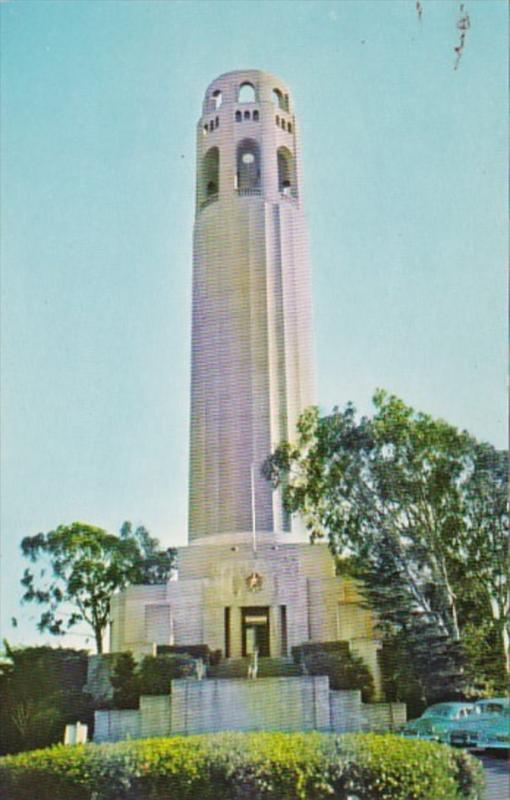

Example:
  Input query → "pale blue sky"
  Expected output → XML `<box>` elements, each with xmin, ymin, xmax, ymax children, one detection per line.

<box><xmin>1</xmin><ymin>0</ymin><xmax>507</xmax><ymax>649</ymax></box>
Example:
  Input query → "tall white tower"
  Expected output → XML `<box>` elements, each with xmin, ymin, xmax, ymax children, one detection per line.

<box><xmin>110</xmin><ymin>71</ymin><xmax>380</xmax><ymax>686</ymax></box>
<box><xmin>189</xmin><ymin>70</ymin><xmax>314</xmax><ymax>543</ymax></box>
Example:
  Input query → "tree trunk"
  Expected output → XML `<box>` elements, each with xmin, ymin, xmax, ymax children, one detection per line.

<box><xmin>95</xmin><ymin>627</ymin><xmax>103</xmax><ymax>654</ymax></box>
<box><xmin>488</xmin><ymin>594</ymin><xmax>510</xmax><ymax>674</ymax></box>
<box><xmin>439</xmin><ymin>557</ymin><xmax>460</xmax><ymax>641</ymax></box>
<box><xmin>502</xmin><ymin>624</ymin><xmax>510</xmax><ymax>674</ymax></box>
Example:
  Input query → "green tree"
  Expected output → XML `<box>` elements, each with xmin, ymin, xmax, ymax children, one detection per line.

<box><xmin>353</xmin><ymin>528</ymin><xmax>465</xmax><ymax>704</ymax></box>
<box><xmin>110</xmin><ymin>652</ymin><xmax>140</xmax><ymax>709</ymax></box>
<box><xmin>20</xmin><ymin>522</ymin><xmax>176</xmax><ymax>653</ymax></box>
<box><xmin>459</xmin><ymin>445</ymin><xmax>509</xmax><ymax>675</ymax></box>
<box><xmin>264</xmin><ymin>391</ymin><xmax>509</xmax><ymax>696</ymax></box>
<box><xmin>0</xmin><ymin>644</ymin><xmax>91</xmax><ymax>755</ymax></box>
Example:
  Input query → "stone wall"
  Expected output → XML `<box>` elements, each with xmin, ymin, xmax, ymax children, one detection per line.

<box><xmin>94</xmin><ymin>709</ymin><xmax>141</xmax><ymax>743</ymax></box>
<box><xmin>171</xmin><ymin>676</ymin><xmax>330</xmax><ymax>735</ymax></box>
<box><xmin>85</xmin><ymin>653</ymin><xmax>119</xmax><ymax>707</ymax></box>
<box><xmin>139</xmin><ymin>695</ymin><xmax>171</xmax><ymax>738</ymax></box>
<box><xmin>329</xmin><ymin>690</ymin><xmax>406</xmax><ymax>734</ymax></box>
<box><xmin>93</xmin><ymin>677</ymin><xmax>406</xmax><ymax>742</ymax></box>
<box><xmin>362</xmin><ymin>702</ymin><xmax>407</xmax><ymax>731</ymax></box>
<box><xmin>329</xmin><ymin>689</ymin><xmax>366</xmax><ymax>733</ymax></box>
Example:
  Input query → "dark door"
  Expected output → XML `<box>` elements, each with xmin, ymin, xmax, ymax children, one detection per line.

<box><xmin>242</xmin><ymin>607</ymin><xmax>270</xmax><ymax>657</ymax></box>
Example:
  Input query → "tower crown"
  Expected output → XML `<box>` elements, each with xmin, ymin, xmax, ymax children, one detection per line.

<box><xmin>196</xmin><ymin>70</ymin><xmax>301</xmax><ymax>212</ymax></box>
<box><xmin>201</xmin><ymin>70</ymin><xmax>293</xmax><ymax>115</ymax></box>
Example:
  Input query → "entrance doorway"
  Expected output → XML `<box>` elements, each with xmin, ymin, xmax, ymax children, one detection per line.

<box><xmin>242</xmin><ymin>607</ymin><xmax>270</xmax><ymax>657</ymax></box>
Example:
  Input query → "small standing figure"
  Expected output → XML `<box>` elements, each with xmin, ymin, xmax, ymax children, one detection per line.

<box><xmin>247</xmin><ymin>649</ymin><xmax>259</xmax><ymax>680</ymax></box>
<box><xmin>195</xmin><ymin>657</ymin><xmax>206</xmax><ymax>681</ymax></box>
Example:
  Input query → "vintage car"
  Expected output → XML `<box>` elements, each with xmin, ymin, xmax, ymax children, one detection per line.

<box><xmin>477</xmin><ymin>706</ymin><xmax>510</xmax><ymax>751</ymax></box>
<box><xmin>448</xmin><ymin>697</ymin><xmax>510</xmax><ymax>749</ymax></box>
<box><xmin>400</xmin><ymin>702</ymin><xmax>474</xmax><ymax>743</ymax></box>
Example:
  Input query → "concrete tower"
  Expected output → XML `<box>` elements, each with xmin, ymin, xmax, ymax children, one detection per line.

<box><xmin>109</xmin><ymin>72</ymin><xmax>380</xmax><ymax>690</ymax></box>
<box><xmin>189</xmin><ymin>70</ymin><xmax>314</xmax><ymax>543</ymax></box>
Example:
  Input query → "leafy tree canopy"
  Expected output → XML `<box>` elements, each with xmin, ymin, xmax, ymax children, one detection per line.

<box><xmin>264</xmin><ymin>391</ymin><xmax>509</xmax><ymax>699</ymax></box>
<box><xmin>20</xmin><ymin>521</ymin><xmax>176</xmax><ymax>653</ymax></box>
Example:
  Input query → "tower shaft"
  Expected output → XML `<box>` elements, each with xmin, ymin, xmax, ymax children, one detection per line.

<box><xmin>189</xmin><ymin>70</ymin><xmax>314</xmax><ymax>544</ymax></box>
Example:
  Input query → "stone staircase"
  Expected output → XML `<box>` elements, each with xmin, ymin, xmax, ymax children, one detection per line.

<box><xmin>208</xmin><ymin>656</ymin><xmax>302</xmax><ymax>679</ymax></box>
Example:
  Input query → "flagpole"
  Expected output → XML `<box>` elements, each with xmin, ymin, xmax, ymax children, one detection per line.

<box><xmin>251</xmin><ymin>463</ymin><xmax>257</xmax><ymax>554</ymax></box>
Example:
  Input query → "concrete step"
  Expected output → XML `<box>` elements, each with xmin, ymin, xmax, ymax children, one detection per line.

<box><xmin>208</xmin><ymin>656</ymin><xmax>302</xmax><ymax>679</ymax></box>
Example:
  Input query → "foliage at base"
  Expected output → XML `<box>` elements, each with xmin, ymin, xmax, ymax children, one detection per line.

<box><xmin>0</xmin><ymin>646</ymin><xmax>92</xmax><ymax>756</ymax></box>
<box><xmin>108</xmin><ymin>653</ymin><xmax>197</xmax><ymax>708</ymax></box>
<box><xmin>138</xmin><ymin>654</ymin><xmax>196</xmax><ymax>695</ymax></box>
<box><xmin>0</xmin><ymin>731</ymin><xmax>484</xmax><ymax>800</ymax></box>
<box><xmin>304</xmin><ymin>651</ymin><xmax>375</xmax><ymax>702</ymax></box>
<box><xmin>290</xmin><ymin>642</ymin><xmax>375</xmax><ymax>701</ymax></box>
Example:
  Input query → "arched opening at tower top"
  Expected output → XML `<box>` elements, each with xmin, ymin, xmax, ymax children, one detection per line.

<box><xmin>277</xmin><ymin>146</ymin><xmax>296</xmax><ymax>196</ymax></box>
<box><xmin>238</xmin><ymin>82</ymin><xmax>256</xmax><ymax>103</ymax></box>
<box><xmin>200</xmin><ymin>146</ymin><xmax>219</xmax><ymax>205</ymax></box>
<box><xmin>236</xmin><ymin>139</ymin><xmax>261</xmax><ymax>192</ymax></box>
<box><xmin>212</xmin><ymin>89</ymin><xmax>222</xmax><ymax>110</ymax></box>
<box><xmin>272</xmin><ymin>88</ymin><xmax>289</xmax><ymax>112</ymax></box>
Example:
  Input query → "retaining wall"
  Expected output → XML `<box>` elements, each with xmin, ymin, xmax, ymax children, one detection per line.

<box><xmin>94</xmin><ymin>677</ymin><xmax>406</xmax><ymax>742</ymax></box>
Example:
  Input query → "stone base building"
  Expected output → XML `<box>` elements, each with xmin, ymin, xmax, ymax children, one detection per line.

<box><xmin>110</xmin><ymin>535</ymin><xmax>381</xmax><ymax>690</ymax></box>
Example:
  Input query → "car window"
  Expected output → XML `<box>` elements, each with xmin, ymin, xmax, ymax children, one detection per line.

<box><xmin>435</xmin><ymin>706</ymin><xmax>453</xmax><ymax>718</ymax></box>
<box><xmin>423</xmin><ymin>704</ymin><xmax>470</xmax><ymax>719</ymax></box>
<box><xmin>474</xmin><ymin>701</ymin><xmax>507</xmax><ymax>715</ymax></box>
<box><xmin>424</xmin><ymin>706</ymin><xmax>446</xmax><ymax>717</ymax></box>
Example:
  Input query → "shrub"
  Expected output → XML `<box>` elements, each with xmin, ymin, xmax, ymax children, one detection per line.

<box><xmin>292</xmin><ymin>641</ymin><xmax>350</xmax><ymax>664</ymax></box>
<box><xmin>0</xmin><ymin>645</ymin><xmax>92</xmax><ymax>755</ymax></box>
<box><xmin>337</xmin><ymin>734</ymin><xmax>483</xmax><ymax>800</ymax></box>
<box><xmin>110</xmin><ymin>653</ymin><xmax>140</xmax><ymax>709</ymax></box>
<box><xmin>304</xmin><ymin>650</ymin><xmax>375</xmax><ymax>702</ymax></box>
<box><xmin>0</xmin><ymin>731</ymin><xmax>484</xmax><ymax>800</ymax></box>
<box><xmin>137</xmin><ymin>655</ymin><xmax>195</xmax><ymax>695</ymax></box>
<box><xmin>378</xmin><ymin>638</ymin><xmax>426</xmax><ymax>716</ymax></box>
<box><xmin>256</xmin><ymin>658</ymin><xmax>303</xmax><ymax>677</ymax></box>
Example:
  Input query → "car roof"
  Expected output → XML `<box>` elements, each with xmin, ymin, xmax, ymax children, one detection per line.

<box><xmin>474</xmin><ymin>697</ymin><xmax>509</xmax><ymax>706</ymax></box>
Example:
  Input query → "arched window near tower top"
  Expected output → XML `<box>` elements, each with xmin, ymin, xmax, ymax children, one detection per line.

<box><xmin>200</xmin><ymin>146</ymin><xmax>219</xmax><ymax>206</ymax></box>
<box><xmin>277</xmin><ymin>146</ymin><xmax>296</xmax><ymax>197</ymax></box>
<box><xmin>212</xmin><ymin>89</ymin><xmax>222</xmax><ymax>109</ymax></box>
<box><xmin>272</xmin><ymin>88</ymin><xmax>289</xmax><ymax>112</ymax></box>
<box><xmin>238</xmin><ymin>82</ymin><xmax>256</xmax><ymax>103</ymax></box>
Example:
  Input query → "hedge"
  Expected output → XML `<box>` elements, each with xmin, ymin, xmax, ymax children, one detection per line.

<box><xmin>0</xmin><ymin>646</ymin><xmax>93</xmax><ymax>755</ymax></box>
<box><xmin>137</xmin><ymin>655</ymin><xmax>195</xmax><ymax>695</ymax></box>
<box><xmin>292</xmin><ymin>641</ymin><xmax>350</xmax><ymax>664</ymax></box>
<box><xmin>303</xmin><ymin>651</ymin><xmax>375</xmax><ymax>702</ymax></box>
<box><xmin>0</xmin><ymin>732</ymin><xmax>484</xmax><ymax>800</ymax></box>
